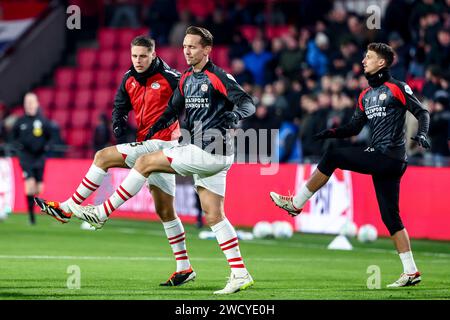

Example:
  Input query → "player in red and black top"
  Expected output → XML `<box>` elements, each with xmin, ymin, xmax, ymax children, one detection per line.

<box><xmin>35</xmin><ymin>36</ymin><xmax>196</xmax><ymax>286</ymax></box>
<box><xmin>271</xmin><ymin>43</ymin><xmax>430</xmax><ymax>288</ymax></box>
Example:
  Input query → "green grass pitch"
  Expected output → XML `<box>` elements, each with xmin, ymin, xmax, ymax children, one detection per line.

<box><xmin>0</xmin><ymin>213</ymin><xmax>449</xmax><ymax>300</ymax></box>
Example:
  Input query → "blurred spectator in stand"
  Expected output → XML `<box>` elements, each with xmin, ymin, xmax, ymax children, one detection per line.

<box><xmin>208</xmin><ymin>8</ymin><xmax>230</xmax><ymax>45</ymax></box>
<box><xmin>388</xmin><ymin>32</ymin><xmax>410</xmax><ymax>80</ymax></box>
<box><xmin>329</xmin><ymin>37</ymin><xmax>360</xmax><ymax>76</ymax></box>
<box><xmin>265</xmin><ymin>37</ymin><xmax>285</xmax><ymax>83</ymax></box>
<box><xmin>277</xmin><ymin>117</ymin><xmax>302</xmax><ymax>163</ymax></box>
<box><xmin>279</xmin><ymin>35</ymin><xmax>304</xmax><ymax>80</ymax></box>
<box><xmin>428</xmin><ymin>90</ymin><xmax>450</xmax><ymax>165</ymax></box>
<box><xmin>169</xmin><ymin>10</ymin><xmax>192</xmax><ymax>47</ymax></box>
<box><xmin>146</xmin><ymin>0</ymin><xmax>178</xmax><ymax>45</ymax></box>
<box><xmin>426</xmin><ymin>27</ymin><xmax>450</xmax><ymax>70</ymax></box>
<box><xmin>326</xmin><ymin>5</ymin><xmax>350</xmax><ymax>50</ymax></box>
<box><xmin>383</xmin><ymin>0</ymin><xmax>415</xmax><ymax>43</ymax></box>
<box><xmin>107</xmin><ymin>0</ymin><xmax>141</xmax><ymax>28</ymax></box>
<box><xmin>93</xmin><ymin>113</ymin><xmax>111</xmax><ymax>152</ymax></box>
<box><xmin>322</xmin><ymin>92</ymin><xmax>355</xmax><ymax>152</ymax></box>
<box><xmin>241</xmin><ymin>104</ymin><xmax>279</xmax><ymax>162</ymax></box>
<box><xmin>243</xmin><ymin>38</ymin><xmax>273</xmax><ymax>86</ymax></box>
<box><xmin>346</xmin><ymin>13</ymin><xmax>368</xmax><ymax>47</ymax></box>
<box><xmin>228</xmin><ymin>32</ymin><xmax>251</xmax><ymax>61</ymax></box>
<box><xmin>46</xmin><ymin>121</ymin><xmax>66</xmax><ymax>159</ymax></box>
<box><xmin>271</xmin><ymin>79</ymin><xmax>290</xmax><ymax>120</ymax></box>
<box><xmin>227</xmin><ymin>1</ymin><xmax>253</xmax><ymax>26</ymax></box>
<box><xmin>299</xmin><ymin>94</ymin><xmax>327</xmax><ymax>160</ymax></box>
<box><xmin>285</xmin><ymin>80</ymin><xmax>304</xmax><ymax>121</ymax></box>
<box><xmin>230</xmin><ymin>58</ymin><xmax>254</xmax><ymax>86</ymax></box>
<box><xmin>306</xmin><ymin>32</ymin><xmax>330</xmax><ymax>77</ymax></box>
<box><xmin>422</xmin><ymin>65</ymin><xmax>449</xmax><ymax>99</ymax></box>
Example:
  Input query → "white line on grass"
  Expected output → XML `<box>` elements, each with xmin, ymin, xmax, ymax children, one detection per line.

<box><xmin>0</xmin><ymin>255</ymin><xmax>447</xmax><ymax>263</ymax></box>
<box><xmin>111</xmin><ymin>228</ymin><xmax>450</xmax><ymax>259</ymax></box>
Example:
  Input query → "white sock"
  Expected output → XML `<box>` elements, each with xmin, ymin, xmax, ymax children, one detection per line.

<box><xmin>211</xmin><ymin>218</ymin><xmax>248</xmax><ymax>277</ymax></box>
<box><xmin>163</xmin><ymin>218</ymin><xmax>191</xmax><ymax>272</ymax></box>
<box><xmin>399</xmin><ymin>251</ymin><xmax>418</xmax><ymax>274</ymax></box>
<box><xmin>61</xmin><ymin>164</ymin><xmax>107</xmax><ymax>212</ymax></box>
<box><xmin>96</xmin><ymin>168</ymin><xmax>146</xmax><ymax>219</ymax></box>
<box><xmin>292</xmin><ymin>185</ymin><xmax>314</xmax><ymax>209</ymax></box>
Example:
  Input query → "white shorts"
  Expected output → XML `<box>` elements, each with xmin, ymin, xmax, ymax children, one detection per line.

<box><xmin>116</xmin><ymin>139</ymin><xmax>179</xmax><ymax>196</ymax></box>
<box><xmin>162</xmin><ymin>144</ymin><xmax>234</xmax><ymax>196</ymax></box>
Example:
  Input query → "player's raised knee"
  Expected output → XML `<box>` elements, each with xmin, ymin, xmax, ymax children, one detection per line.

<box><xmin>93</xmin><ymin>148</ymin><xmax>110</xmax><ymax>169</ymax></box>
<box><xmin>134</xmin><ymin>153</ymin><xmax>154</xmax><ymax>173</ymax></box>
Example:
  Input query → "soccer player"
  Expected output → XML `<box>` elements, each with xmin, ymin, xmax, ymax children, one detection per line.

<box><xmin>67</xmin><ymin>26</ymin><xmax>256</xmax><ymax>295</ymax></box>
<box><xmin>35</xmin><ymin>36</ymin><xmax>196</xmax><ymax>287</ymax></box>
<box><xmin>270</xmin><ymin>43</ymin><xmax>430</xmax><ymax>288</ymax></box>
<box><xmin>12</xmin><ymin>92</ymin><xmax>53</xmax><ymax>225</ymax></box>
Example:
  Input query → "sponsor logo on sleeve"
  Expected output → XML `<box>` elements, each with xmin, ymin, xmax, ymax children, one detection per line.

<box><xmin>404</xmin><ymin>85</ymin><xmax>413</xmax><ymax>95</ymax></box>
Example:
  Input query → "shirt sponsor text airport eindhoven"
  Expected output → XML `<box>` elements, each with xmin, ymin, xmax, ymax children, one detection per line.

<box><xmin>365</xmin><ymin>104</ymin><xmax>387</xmax><ymax>119</ymax></box>
<box><xmin>175</xmin><ymin>303</ymin><xmax>275</xmax><ymax>317</ymax></box>
<box><xmin>186</xmin><ymin>96</ymin><xmax>210</xmax><ymax>109</ymax></box>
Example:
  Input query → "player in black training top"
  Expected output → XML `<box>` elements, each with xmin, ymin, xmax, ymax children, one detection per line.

<box><xmin>270</xmin><ymin>43</ymin><xmax>430</xmax><ymax>288</ymax></box>
<box><xmin>12</xmin><ymin>92</ymin><xmax>53</xmax><ymax>225</ymax></box>
<box><xmin>68</xmin><ymin>26</ymin><xmax>256</xmax><ymax>295</ymax></box>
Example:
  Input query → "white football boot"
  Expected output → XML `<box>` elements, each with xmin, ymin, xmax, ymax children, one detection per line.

<box><xmin>68</xmin><ymin>202</ymin><xmax>107</xmax><ymax>229</ymax></box>
<box><xmin>269</xmin><ymin>192</ymin><xmax>303</xmax><ymax>216</ymax></box>
<box><xmin>213</xmin><ymin>272</ymin><xmax>254</xmax><ymax>295</ymax></box>
<box><xmin>387</xmin><ymin>272</ymin><xmax>421</xmax><ymax>288</ymax></box>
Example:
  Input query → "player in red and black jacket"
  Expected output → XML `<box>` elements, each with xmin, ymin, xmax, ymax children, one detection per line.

<box><xmin>145</xmin><ymin>59</ymin><xmax>255</xmax><ymax>155</ymax></box>
<box><xmin>112</xmin><ymin>51</ymin><xmax>181</xmax><ymax>142</ymax></box>
<box><xmin>271</xmin><ymin>43</ymin><xmax>430</xmax><ymax>288</ymax></box>
<box><xmin>35</xmin><ymin>36</ymin><xmax>197</xmax><ymax>287</ymax></box>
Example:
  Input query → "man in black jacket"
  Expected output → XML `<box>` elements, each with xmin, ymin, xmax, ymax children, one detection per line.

<box><xmin>12</xmin><ymin>92</ymin><xmax>53</xmax><ymax>225</ymax></box>
<box><xmin>271</xmin><ymin>43</ymin><xmax>431</xmax><ymax>288</ymax></box>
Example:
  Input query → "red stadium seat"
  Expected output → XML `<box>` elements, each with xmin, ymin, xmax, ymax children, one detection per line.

<box><xmin>265</xmin><ymin>25</ymin><xmax>292</xmax><ymax>40</ymax></box>
<box><xmin>77</xmin><ymin>48</ymin><xmax>97</xmax><ymax>69</ymax></box>
<box><xmin>118</xmin><ymin>50</ymin><xmax>132</xmax><ymax>70</ymax></box>
<box><xmin>157</xmin><ymin>46</ymin><xmax>177</xmax><ymax>67</ymax></box>
<box><xmin>53</xmin><ymin>89</ymin><xmax>73</xmax><ymax>109</ymax></box>
<box><xmin>67</xmin><ymin>128</ymin><xmax>91</xmax><ymax>148</ymax></box>
<box><xmin>174</xmin><ymin>50</ymin><xmax>187</xmax><ymax>71</ymax></box>
<box><xmin>98</xmin><ymin>49</ymin><xmax>117</xmax><ymax>70</ymax></box>
<box><xmin>54</xmin><ymin>67</ymin><xmax>75</xmax><ymax>89</ymax></box>
<box><xmin>50</xmin><ymin>109</ymin><xmax>70</xmax><ymax>127</ymax></box>
<box><xmin>210</xmin><ymin>46</ymin><xmax>229</xmax><ymax>69</ymax></box>
<box><xmin>240</xmin><ymin>25</ymin><xmax>259</xmax><ymax>43</ymax></box>
<box><xmin>98</xmin><ymin>28</ymin><xmax>117</xmax><ymax>49</ymax></box>
<box><xmin>96</xmin><ymin>70</ymin><xmax>115</xmax><ymax>89</ymax></box>
<box><xmin>70</xmin><ymin>109</ymin><xmax>91</xmax><ymax>128</ymax></box>
<box><xmin>34</xmin><ymin>87</ymin><xmax>54</xmax><ymax>110</ymax></box>
<box><xmin>118</xmin><ymin>27</ymin><xmax>150</xmax><ymax>49</ymax></box>
<box><xmin>74</xmin><ymin>89</ymin><xmax>93</xmax><ymax>109</ymax></box>
<box><xmin>93</xmin><ymin>88</ymin><xmax>114</xmax><ymax>111</ymax></box>
<box><xmin>75</xmin><ymin>69</ymin><xmax>95</xmax><ymax>89</ymax></box>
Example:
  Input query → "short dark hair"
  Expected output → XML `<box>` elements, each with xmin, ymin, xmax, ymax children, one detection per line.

<box><xmin>185</xmin><ymin>26</ymin><xmax>213</xmax><ymax>47</ymax></box>
<box><xmin>367</xmin><ymin>42</ymin><xmax>395</xmax><ymax>67</ymax></box>
<box><xmin>131</xmin><ymin>35</ymin><xmax>155</xmax><ymax>51</ymax></box>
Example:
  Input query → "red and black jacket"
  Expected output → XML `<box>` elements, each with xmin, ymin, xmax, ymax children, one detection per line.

<box><xmin>112</xmin><ymin>57</ymin><xmax>181</xmax><ymax>142</ymax></box>
<box><xmin>147</xmin><ymin>60</ymin><xmax>256</xmax><ymax>155</ymax></box>
<box><xmin>331</xmin><ymin>68</ymin><xmax>430</xmax><ymax>161</ymax></box>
